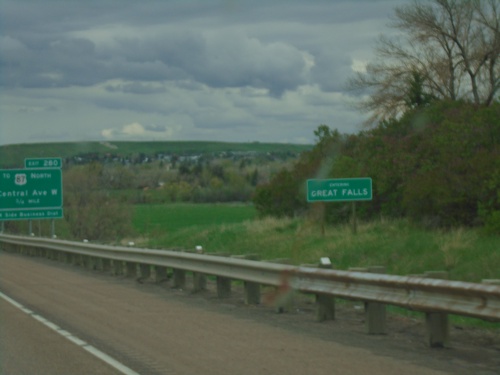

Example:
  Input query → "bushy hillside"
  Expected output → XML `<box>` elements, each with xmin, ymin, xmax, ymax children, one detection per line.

<box><xmin>254</xmin><ymin>100</ymin><xmax>500</xmax><ymax>231</ymax></box>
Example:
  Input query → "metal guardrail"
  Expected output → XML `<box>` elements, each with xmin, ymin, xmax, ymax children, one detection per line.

<box><xmin>1</xmin><ymin>233</ymin><xmax>499</xmax><ymax>322</ymax></box>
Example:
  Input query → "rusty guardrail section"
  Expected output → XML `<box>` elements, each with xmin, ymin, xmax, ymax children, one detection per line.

<box><xmin>1</xmin><ymin>233</ymin><xmax>499</xmax><ymax>322</ymax></box>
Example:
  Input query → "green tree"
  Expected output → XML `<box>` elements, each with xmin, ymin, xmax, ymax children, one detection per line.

<box><xmin>253</xmin><ymin>125</ymin><xmax>343</xmax><ymax>218</ymax></box>
<box><xmin>63</xmin><ymin>164</ymin><xmax>132</xmax><ymax>241</ymax></box>
<box><xmin>253</xmin><ymin>169</ymin><xmax>306</xmax><ymax>218</ymax></box>
<box><xmin>255</xmin><ymin>102</ymin><xmax>500</xmax><ymax>229</ymax></box>
<box><xmin>404</xmin><ymin>71</ymin><xmax>436</xmax><ymax>109</ymax></box>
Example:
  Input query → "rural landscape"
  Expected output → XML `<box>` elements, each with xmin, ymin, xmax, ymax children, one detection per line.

<box><xmin>1</xmin><ymin>103</ymin><xmax>499</xmax><ymax>290</ymax></box>
<box><xmin>1</xmin><ymin>1</ymin><xmax>499</xmax><ymax>373</ymax></box>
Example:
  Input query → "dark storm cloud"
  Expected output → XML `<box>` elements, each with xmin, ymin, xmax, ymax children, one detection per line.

<box><xmin>0</xmin><ymin>0</ymin><xmax>365</xmax><ymax>95</ymax></box>
<box><xmin>105</xmin><ymin>82</ymin><xmax>166</xmax><ymax>95</ymax></box>
<box><xmin>92</xmin><ymin>96</ymin><xmax>170</xmax><ymax>115</ymax></box>
<box><xmin>0</xmin><ymin>34</ymin><xmax>104</xmax><ymax>88</ymax></box>
<box><xmin>144</xmin><ymin>124</ymin><xmax>168</xmax><ymax>132</ymax></box>
<box><xmin>311</xmin><ymin>51</ymin><xmax>354</xmax><ymax>92</ymax></box>
<box><xmin>0</xmin><ymin>0</ymin><xmax>406</xmax><ymax>145</ymax></box>
<box><xmin>1</xmin><ymin>30</ymin><xmax>309</xmax><ymax>96</ymax></box>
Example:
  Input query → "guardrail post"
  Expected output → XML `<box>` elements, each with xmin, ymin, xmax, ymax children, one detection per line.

<box><xmin>46</xmin><ymin>249</ymin><xmax>55</xmax><ymax>260</ymax></box>
<box><xmin>102</xmin><ymin>258</ymin><xmax>111</xmax><ymax>272</ymax></box>
<box><xmin>217</xmin><ymin>276</ymin><xmax>231</xmax><ymax>298</ymax></box>
<box><xmin>211</xmin><ymin>253</ymin><xmax>231</xmax><ymax>298</ymax></box>
<box><xmin>95</xmin><ymin>257</ymin><xmax>104</xmax><ymax>271</ymax></box>
<box><xmin>111</xmin><ymin>260</ymin><xmax>124</xmax><ymax>276</ymax></box>
<box><xmin>79</xmin><ymin>255</ymin><xmax>87</xmax><ymax>267</ymax></box>
<box><xmin>170</xmin><ymin>249</ymin><xmax>189</xmax><ymax>289</ymax></box>
<box><xmin>192</xmin><ymin>247</ymin><xmax>207</xmax><ymax>292</ymax></box>
<box><xmin>366</xmin><ymin>266</ymin><xmax>387</xmax><ymax>335</ymax></box>
<box><xmin>153</xmin><ymin>266</ymin><xmax>168</xmax><ymax>283</ymax></box>
<box><xmin>245</xmin><ymin>282</ymin><xmax>261</xmax><ymax>305</ymax></box>
<box><xmin>269</xmin><ymin>259</ymin><xmax>293</xmax><ymax>313</ymax></box>
<box><xmin>138</xmin><ymin>264</ymin><xmax>151</xmax><ymax>280</ymax></box>
<box><xmin>173</xmin><ymin>268</ymin><xmax>186</xmax><ymax>289</ymax></box>
<box><xmin>125</xmin><ymin>262</ymin><xmax>137</xmax><ymax>277</ymax></box>
<box><xmin>27</xmin><ymin>246</ymin><xmax>35</xmax><ymax>256</ymax></box>
<box><xmin>58</xmin><ymin>251</ymin><xmax>67</xmax><ymax>263</ymax></box>
<box><xmin>193</xmin><ymin>272</ymin><xmax>207</xmax><ymax>292</ymax></box>
<box><xmin>233</xmin><ymin>254</ymin><xmax>261</xmax><ymax>305</ymax></box>
<box><xmin>95</xmin><ymin>258</ymin><xmax>111</xmax><ymax>272</ymax></box>
<box><xmin>73</xmin><ymin>254</ymin><xmax>83</xmax><ymax>267</ymax></box>
<box><xmin>87</xmin><ymin>256</ymin><xmax>98</xmax><ymax>271</ymax></box>
<box><xmin>82</xmin><ymin>255</ymin><xmax>91</xmax><ymax>269</ymax></box>
<box><xmin>18</xmin><ymin>245</ymin><xmax>26</xmax><ymax>256</ymax></box>
<box><xmin>348</xmin><ymin>267</ymin><xmax>368</xmax><ymax>312</ymax></box>
<box><xmin>316</xmin><ymin>258</ymin><xmax>336</xmax><ymax>322</ymax></box>
<box><xmin>425</xmin><ymin>271</ymin><xmax>450</xmax><ymax>348</ymax></box>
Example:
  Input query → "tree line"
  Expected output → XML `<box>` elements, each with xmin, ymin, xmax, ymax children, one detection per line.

<box><xmin>58</xmin><ymin>153</ymin><xmax>294</xmax><ymax>240</ymax></box>
<box><xmin>254</xmin><ymin>0</ymin><xmax>500</xmax><ymax>233</ymax></box>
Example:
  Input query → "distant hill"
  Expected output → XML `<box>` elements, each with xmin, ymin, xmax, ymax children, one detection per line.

<box><xmin>0</xmin><ymin>141</ymin><xmax>312</xmax><ymax>168</ymax></box>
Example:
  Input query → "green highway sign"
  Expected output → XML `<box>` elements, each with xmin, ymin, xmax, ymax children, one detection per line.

<box><xmin>0</xmin><ymin>169</ymin><xmax>63</xmax><ymax>221</ymax></box>
<box><xmin>307</xmin><ymin>178</ymin><xmax>372</xmax><ymax>202</ymax></box>
<box><xmin>25</xmin><ymin>157</ymin><xmax>62</xmax><ymax>169</ymax></box>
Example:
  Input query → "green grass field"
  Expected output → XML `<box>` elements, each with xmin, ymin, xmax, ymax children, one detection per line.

<box><xmin>133</xmin><ymin>203</ymin><xmax>257</xmax><ymax>240</ymax></box>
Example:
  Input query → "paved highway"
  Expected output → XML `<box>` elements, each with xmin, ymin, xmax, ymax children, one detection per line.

<box><xmin>0</xmin><ymin>296</ymin><xmax>123</xmax><ymax>375</ymax></box>
<box><xmin>0</xmin><ymin>251</ymin><xmax>495</xmax><ymax>375</ymax></box>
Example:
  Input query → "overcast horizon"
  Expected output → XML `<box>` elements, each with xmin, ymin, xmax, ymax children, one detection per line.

<box><xmin>0</xmin><ymin>0</ymin><xmax>405</xmax><ymax>146</ymax></box>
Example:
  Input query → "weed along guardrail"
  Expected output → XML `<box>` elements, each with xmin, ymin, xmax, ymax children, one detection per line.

<box><xmin>1</xmin><ymin>233</ymin><xmax>499</xmax><ymax>348</ymax></box>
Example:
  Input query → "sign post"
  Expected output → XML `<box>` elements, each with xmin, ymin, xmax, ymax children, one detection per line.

<box><xmin>307</xmin><ymin>178</ymin><xmax>372</xmax><ymax>234</ymax></box>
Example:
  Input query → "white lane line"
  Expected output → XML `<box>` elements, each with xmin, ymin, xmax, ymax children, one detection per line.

<box><xmin>0</xmin><ymin>290</ymin><xmax>140</xmax><ymax>375</ymax></box>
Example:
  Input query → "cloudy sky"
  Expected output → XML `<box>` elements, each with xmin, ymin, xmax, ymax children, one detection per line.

<box><xmin>0</xmin><ymin>0</ymin><xmax>404</xmax><ymax>146</ymax></box>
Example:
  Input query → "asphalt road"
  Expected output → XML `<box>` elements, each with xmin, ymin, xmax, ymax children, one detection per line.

<box><xmin>0</xmin><ymin>251</ymin><xmax>497</xmax><ymax>375</ymax></box>
<box><xmin>0</xmin><ymin>296</ymin><xmax>123</xmax><ymax>375</ymax></box>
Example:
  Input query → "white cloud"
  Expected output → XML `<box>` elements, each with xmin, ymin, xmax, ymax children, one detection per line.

<box><xmin>122</xmin><ymin>122</ymin><xmax>145</xmax><ymax>136</ymax></box>
<box><xmin>101</xmin><ymin>122</ymin><xmax>176</xmax><ymax>140</ymax></box>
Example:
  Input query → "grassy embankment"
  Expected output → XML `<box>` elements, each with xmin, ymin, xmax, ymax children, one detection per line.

<box><xmin>134</xmin><ymin>203</ymin><xmax>500</xmax><ymax>328</ymax></box>
<box><xmin>134</xmin><ymin>203</ymin><xmax>499</xmax><ymax>283</ymax></box>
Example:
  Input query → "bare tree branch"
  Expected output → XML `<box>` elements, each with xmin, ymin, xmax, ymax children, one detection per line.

<box><xmin>347</xmin><ymin>0</ymin><xmax>500</xmax><ymax>124</ymax></box>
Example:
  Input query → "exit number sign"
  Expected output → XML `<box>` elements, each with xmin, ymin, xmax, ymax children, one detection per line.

<box><xmin>25</xmin><ymin>157</ymin><xmax>62</xmax><ymax>169</ymax></box>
